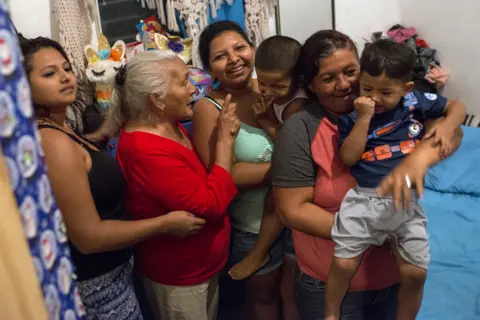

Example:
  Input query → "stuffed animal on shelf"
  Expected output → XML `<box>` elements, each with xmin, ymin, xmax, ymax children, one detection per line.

<box><xmin>136</xmin><ymin>15</ymin><xmax>167</xmax><ymax>40</ymax></box>
<box><xmin>142</xmin><ymin>31</ymin><xmax>193</xmax><ymax>64</ymax></box>
<box><xmin>84</xmin><ymin>34</ymin><xmax>126</xmax><ymax>111</ymax></box>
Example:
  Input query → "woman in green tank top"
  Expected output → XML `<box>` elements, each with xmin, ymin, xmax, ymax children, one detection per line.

<box><xmin>191</xmin><ymin>22</ymin><xmax>294</xmax><ymax>320</ymax></box>
<box><xmin>202</xmin><ymin>96</ymin><xmax>274</xmax><ymax>233</ymax></box>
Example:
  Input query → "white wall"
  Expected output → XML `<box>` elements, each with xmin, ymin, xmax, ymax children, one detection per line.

<box><xmin>10</xmin><ymin>0</ymin><xmax>52</xmax><ymax>38</ymax></box>
<box><xmin>278</xmin><ymin>0</ymin><xmax>332</xmax><ymax>44</ymax></box>
<box><xmin>400</xmin><ymin>0</ymin><xmax>480</xmax><ymax>115</ymax></box>
<box><xmin>335</xmin><ymin>0</ymin><xmax>401</xmax><ymax>53</ymax></box>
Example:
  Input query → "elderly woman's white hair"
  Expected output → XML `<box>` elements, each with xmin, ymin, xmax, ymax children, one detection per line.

<box><xmin>102</xmin><ymin>50</ymin><xmax>179</xmax><ymax>137</ymax></box>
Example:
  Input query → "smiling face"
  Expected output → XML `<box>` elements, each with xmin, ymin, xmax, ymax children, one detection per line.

<box><xmin>309</xmin><ymin>49</ymin><xmax>360</xmax><ymax>115</ymax></box>
<box><xmin>28</xmin><ymin>47</ymin><xmax>77</xmax><ymax>109</ymax></box>
<box><xmin>207</xmin><ymin>31</ymin><xmax>255</xmax><ymax>88</ymax></box>
<box><xmin>256</xmin><ymin>69</ymin><xmax>295</xmax><ymax>104</ymax></box>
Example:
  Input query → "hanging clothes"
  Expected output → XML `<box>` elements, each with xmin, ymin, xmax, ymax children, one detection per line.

<box><xmin>53</xmin><ymin>0</ymin><xmax>94</xmax><ymax>128</ymax></box>
<box><xmin>0</xmin><ymin>5</ymin><xmax>86</xmax><ymax>320</ymax></box>
<box><xmin>386</xmin><ymin>24</ymin><xmax>442</xmax><ymax>94</ymax></box>
<box><xmin>412</xmin><ymin>46</ymin><xmax>439</xmax><ymax>93</ymax></box>
<box><xmin>244</xmin><ymin>0</ymin><xmax>276</xmax><ymax>46</ymax></box>
<box><xmin>147</xmin><ymin>0</ymin><xmax>279</xmax><ymax>68</ymax></box>
<box><xmin>173</xmin><ymin>0</ymin><xmax>245</xmax><ymax>63</ymax></box>
<box><xmin>387</xmin><ymin>26</ymin><xmax>417</xmax><ymax>43</ymax></box>
<box><xmin>207</xmin><ymin>0</ymin><xmax>245</xmax><ymax>30</ymax></box>
<box><xmin>144</xmin><ymin>0</ymin><xmax>209</xmax><ymax>66</ymax></box>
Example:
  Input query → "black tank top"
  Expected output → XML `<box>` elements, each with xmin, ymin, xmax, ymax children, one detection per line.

<box><xmin>38</xmin><ymin>125</ymin><xmax>132</xmax><ymax>281</ymax></box>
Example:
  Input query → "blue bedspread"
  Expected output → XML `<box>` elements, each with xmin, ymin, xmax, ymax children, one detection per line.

<box><xmin>418</xmin><ymin>126</ymin><xmax>480</xmax><ymax>319</ymax></box>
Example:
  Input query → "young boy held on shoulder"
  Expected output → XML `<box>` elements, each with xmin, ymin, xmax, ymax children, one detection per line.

<box><xmin>229</xmin><ymin>35</ymin><xmax>307</xmax><ymax>280</ymax></box>
<box><xmin>229</xmin><ymin>35</ymin><xmax>307</xmax><ymax>320</ymax></box>
<box><xmin>253</xmin><ymin>35</ymin><xmax>308</xmax><ymax>139</ymax></box>
<box><xmin>325</xmin><ymin>39</ymin><xmax>466</xmax><ymax>320</ymax></box>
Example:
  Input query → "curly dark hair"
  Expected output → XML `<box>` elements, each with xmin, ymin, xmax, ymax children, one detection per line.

<box><xmin>18</xmin><ymin>34</ymin><xmax>87</xmax><ymax>131</ymax></box>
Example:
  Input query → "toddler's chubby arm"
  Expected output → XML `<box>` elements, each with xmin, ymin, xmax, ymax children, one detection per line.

<box><xmin>340</xmin><ymin>97</ymin><xmax>375</xmax><ymax>166</ymax></box>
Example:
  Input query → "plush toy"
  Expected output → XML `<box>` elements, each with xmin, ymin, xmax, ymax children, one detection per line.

<box><xmin>156</xmin><ymin>33</ymin><xmax>193</xmax><ymax>64</ymax></box>
<box><xmin>84</xmin><ymin>34</ymin><xmax>126</xmax><ymax>111</ymax></box>
<box><xmin>142</xmin><ymin>31</ymin><xmax>193</xmax><ymax>64</ymax></box>
<box><xmin>136</xmin><ymin>16</ymin><xmax>167</xmax><ymax>40</ymax></box>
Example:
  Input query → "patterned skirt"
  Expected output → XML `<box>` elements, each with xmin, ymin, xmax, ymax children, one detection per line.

<box><xmin>77</xmin><ymin>257</ymin><xmax>143</xmax><ymax>320</ymax></box>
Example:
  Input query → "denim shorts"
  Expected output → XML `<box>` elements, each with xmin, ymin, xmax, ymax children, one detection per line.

<box><xmin>228</xmin><ymin>227</ymin><xmax>290</xmax><ymax>276</ymax></box>
<box><xmin>294</xmin><ymin>267</ymin><xmax>399</xmax><ymax>320</ymax></box>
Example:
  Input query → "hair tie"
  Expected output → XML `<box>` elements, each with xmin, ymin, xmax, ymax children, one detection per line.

<box><xmin>115</xmin><ymin>64</ymin><xmax>127</xmax><ymax>86</ymax></box>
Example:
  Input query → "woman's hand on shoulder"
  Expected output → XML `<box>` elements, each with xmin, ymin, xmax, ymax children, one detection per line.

<box><xmin>163</xmin><ymin>211</ymin><xmax>206</xmax><ymax>237</ymax></box>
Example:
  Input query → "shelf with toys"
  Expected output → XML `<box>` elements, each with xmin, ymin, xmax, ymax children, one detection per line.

<box><xmin>84</xmin><ymin>15</ymin><xmax>213</xmax><ymax>156</ymax></box>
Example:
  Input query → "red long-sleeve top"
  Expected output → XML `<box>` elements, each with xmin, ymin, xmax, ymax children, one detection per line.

<box><xmin>116</xmin><ymin>126</ymin><xmax>237</xmax><ymax>286</ymax></box>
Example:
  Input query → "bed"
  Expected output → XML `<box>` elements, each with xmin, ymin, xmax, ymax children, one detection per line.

<box><xmin>418</xmin><ymin>125</ymin><xmax>480</xmax><ymax>320</ymax></box>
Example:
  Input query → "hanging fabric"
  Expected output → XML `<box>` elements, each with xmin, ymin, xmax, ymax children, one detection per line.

<box><xmin>244</xmin><ymin>0</ymin><xmax>276</xmax><ymax>46</ymax></box>
<box><xmin>207</xmin><ymin>0</ymin><xmax>245</xmax><ymax>30</ymax></box>
<box><xmin>171</xmin><ymin>0</ymin><xmax>210</xmax><ymax>67</ymax></box>
<box><xmin>53</xmin><ymin>0</ymin><xmax>92</xmax><ymax>80</ymax></box>
<box><xmin>145</xmin><ymin>0</ymin><xmax>274</xmax><ymax>66</ymax></box>
<box><xmin>147</xmin><ymin>0</ymin><xmax>210</xmax><ymax>67</ymax></box>
<box><xmin>146</xmin><ymin>0</ymin><xmax>236</xmax><ymax>67</ymax></box>
<box><xmin>208</xmin><ymin>0</ymin><xmax>233</xmax><ymax>18</ymax></box>
<box><xmin>176</xmin><ymin>0</ymin><xmax>246</xmax><ymax>53</ymax></box>
<box><xmin>143</xmin><ymin>0</ymin><xmax>167</xmax><ymax>25</ymax></box>
<box><xmin>53</xmin><ymin>0</ymin><xmax>95</xmax><ymax>132</ymax></box>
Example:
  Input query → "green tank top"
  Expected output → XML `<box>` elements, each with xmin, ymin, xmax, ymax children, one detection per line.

<box><xmin>203</xmin><ymin>96</ymin><xmax>273</xmax><ymax>233</ymax></box>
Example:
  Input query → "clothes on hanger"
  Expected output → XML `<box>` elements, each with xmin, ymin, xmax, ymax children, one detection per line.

<box><xmin>144</xmin><ymin>0</ymin><xmax>276</xmax><ymax>67</ymax></box>
<box><xmin>244</xmin><ymin>0</ymin><xmax>276</xmax><ymax>46</ymax></box>
<box><xmin>207</xmin><ymin>0</ymin><xmax>245</xmax><ymax>30</ymax></box>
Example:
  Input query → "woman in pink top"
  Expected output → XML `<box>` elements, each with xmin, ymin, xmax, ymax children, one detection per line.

<box><xmin>271</xmin><ymin>30</ymin><xmax>462</xmax><ymax>319</ymax></box>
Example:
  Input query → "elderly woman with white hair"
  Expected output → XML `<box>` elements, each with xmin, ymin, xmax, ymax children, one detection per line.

<box><xmin>103</xmin><ymin>50</ymin><xmax>240</xmax><ymax>320</ymax></box>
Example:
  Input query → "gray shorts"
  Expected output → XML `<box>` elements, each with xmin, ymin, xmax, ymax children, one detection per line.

<box><xmin>331</xmin><ymin>187</ymin><xmax>429</xmax><ymax>269</ymax></box>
